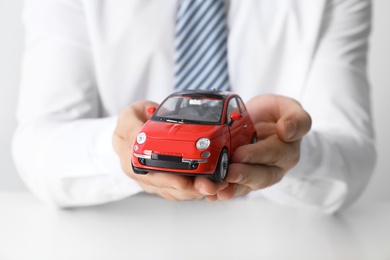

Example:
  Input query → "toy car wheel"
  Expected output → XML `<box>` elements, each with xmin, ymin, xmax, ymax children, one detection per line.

<box><xmin>211</xmin><ymin>148</ymin><xmax>228</xmax><ymax>183</ymax></box>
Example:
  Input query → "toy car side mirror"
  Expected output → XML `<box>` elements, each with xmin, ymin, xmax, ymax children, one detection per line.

<box><xmin>230</xmin><ymin>112</ymin><xmax>242</xmax><ymax>121</ymax></box>
<box><xmin>147</xmin><ymin>107</ymin><xmax>157</xmax><ymax>115</ymax></box>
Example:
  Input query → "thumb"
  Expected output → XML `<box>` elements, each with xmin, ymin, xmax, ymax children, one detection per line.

<box><xmin>276</xmin><ymin>101</ymin><xmax>312</xmax><ymax>142</ymax></box>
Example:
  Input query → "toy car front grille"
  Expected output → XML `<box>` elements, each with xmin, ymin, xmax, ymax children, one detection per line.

<box><xmin>138</xmin><ymin>158</ymin><xmax>199</xmax><ymax>170</ymax></box>
<box><xmin>151</xmin><ymin>154</ymin><xmax>182</xmax><ymax>162</ymax></box>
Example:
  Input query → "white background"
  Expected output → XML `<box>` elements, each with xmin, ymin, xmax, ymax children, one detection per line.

<box><xmin>0</xmin><ymin>0</ymin><xmax>389</xmax><ymax>200</ymax></box>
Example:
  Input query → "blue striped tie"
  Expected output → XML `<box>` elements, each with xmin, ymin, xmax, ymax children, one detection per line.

<box><xmin>174</xmin><ymin>0</ymin><xmax>230</xmax><ymax>91</ymax></box>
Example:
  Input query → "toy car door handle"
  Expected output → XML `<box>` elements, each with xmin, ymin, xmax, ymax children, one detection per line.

<box><xmin>243</xmin><ymin>124</ymin><xmax>247</xmax><ymax>129</ymax></box>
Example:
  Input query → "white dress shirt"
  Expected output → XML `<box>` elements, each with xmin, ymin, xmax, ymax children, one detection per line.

<box><xmin>13</xmin><ymin>0</ymin><xmax>376</xmax><ymax>213</ymax></box>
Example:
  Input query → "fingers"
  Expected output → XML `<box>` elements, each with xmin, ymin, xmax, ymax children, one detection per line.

<box><xmin>232</xmin><ymin>135</ymin><xmax>301</xmax><ymax>169</ymax></box>
<box><xmin>276</xmin><ymin>103</ymin><xmax>312</xmax><ymax>142</ymax></box>
<box><xmin>134</xmin><ymin>172</ymin><xmax>193</xmax><ymax>190</ymax></box>
<box><xmin>134</xmin><ymin>172</ymin><xmax>198</xmax><ymax>201</ymax></box>
<box><xmin>194</xmin><ymin>176</ymin><xmax>229</xmax><ymax>195</ymax></box>
<box><xmin>135</xmin><ymin>174</ymin><xmax>228</xmax><ymax>201</ymax></box>
<box><xmin>216</xmin><ymin>163</ymin><xmax>284</xmax><ymax>200</ymax></box>
<box><xmin>246</xmin><ymin>94</ymin><xmax>312</xmax><ymax>142</ymax></box>
<box><xmin>134</xmin><ymin>173</ymin><xmax>229</xmax><ymax>196</ymax></box>
<box><xmin>225</xmin><ymin>132</ymin><xmax>300</xmax><ymax>201</ymax></box>
<box><xmin>226</xmin><ymin>163</ymin><xmax>284</xmax><ymax>189</ymax></box>
<box><xmin>140</xmin><ymin>184</ymin><xmax>203</xmax><ymax>201</ymax></box>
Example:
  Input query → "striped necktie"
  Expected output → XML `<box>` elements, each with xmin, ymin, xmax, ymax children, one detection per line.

<box><xmin>174</xmin><ymin>0</ymin><xmax>230</xmax><ymax>91</ymax></box>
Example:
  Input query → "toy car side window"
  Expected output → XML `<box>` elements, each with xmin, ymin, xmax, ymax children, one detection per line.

<box><xmin>237</xmin><ymin>97</ymin><xmax>247</xmax><ymax>114</ymax></box>
<box><xmin>226</xmin><ymin>97</ymin><xmax>240</xmax><ymax>124</ymax></box>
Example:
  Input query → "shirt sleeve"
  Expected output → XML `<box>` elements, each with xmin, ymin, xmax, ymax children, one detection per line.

<box><xmin>12</xmin><ymin>0</ymin><xmax>142</xmax><ymax>207</ymax></box>
<box><xmin>258</xmin><ymin>0</ymin><xmax>376</xmax><ymax>213</ymax></box>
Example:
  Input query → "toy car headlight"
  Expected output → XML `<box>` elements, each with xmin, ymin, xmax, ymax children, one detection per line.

<box><xmin>136</xmin><ymin>132</ymin><xmax>147</xmax><ymax>144</ymax></box>
<box><xmin>196</xmin><ymin>138</ymin><xmax>210</xmax><ymax>150</ymax></box>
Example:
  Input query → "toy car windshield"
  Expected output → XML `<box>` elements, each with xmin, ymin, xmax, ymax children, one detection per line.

<box><xmin>152</xmin><ymin>95</ymin><xmax>224</xmax><ymax>125</ymax></box>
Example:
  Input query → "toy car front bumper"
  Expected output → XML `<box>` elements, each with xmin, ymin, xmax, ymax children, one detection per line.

<box><xmin>134</xmin><ymin>153</ymin><xmax>207</xmax><ymax>170</ymax></box>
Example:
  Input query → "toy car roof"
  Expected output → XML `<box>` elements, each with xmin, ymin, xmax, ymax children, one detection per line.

<box><xmin>168</xmin><ymin>90</ymin><xmax>233</xmax><ymax>100</ymax></box>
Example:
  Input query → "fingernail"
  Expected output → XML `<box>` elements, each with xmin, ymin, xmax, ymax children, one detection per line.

<box><xmin>285</xmin><ymin>120</ymin><xmax>297</xmax><ymax>140</ymax></box>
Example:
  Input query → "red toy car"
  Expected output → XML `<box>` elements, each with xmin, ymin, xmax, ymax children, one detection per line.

<box><xmin>131</xmin><ymin>90</ymin><xmax>257</xmax><ymax>182</ymax></box>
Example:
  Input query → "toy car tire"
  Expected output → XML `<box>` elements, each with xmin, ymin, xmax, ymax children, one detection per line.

<box><xmin>211</xmin><ymin>148</ymin><xmax>228</xmax><ymax>183</ymax></box>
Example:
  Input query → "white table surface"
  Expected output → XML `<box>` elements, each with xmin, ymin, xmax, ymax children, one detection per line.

<box><xmin>0</xmin><ymin>191</ymin><xmax>389</xmax><ymax>260</ymax></box>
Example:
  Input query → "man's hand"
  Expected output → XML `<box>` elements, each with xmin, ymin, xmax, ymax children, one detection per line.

<box><xmin>113</xmin><ymin>101</ymin><xmax>228</xmax><ymax>201</ymax></box>
<box><xmin>207</xmin><ymin>94</ymin><xmax>312</xmax><ymax>201</ymax></box>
